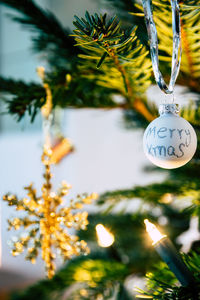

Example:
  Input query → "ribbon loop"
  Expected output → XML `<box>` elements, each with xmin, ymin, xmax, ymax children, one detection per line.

<box><xmin>142</xmin><ymin>0</ymin><xmax>182</xmax><ymax>94</ymax></box>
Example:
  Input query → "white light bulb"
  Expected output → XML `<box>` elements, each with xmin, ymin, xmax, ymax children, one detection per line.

<box><xmin>144</xmin><ymin>219</ymin><xmax>166</xmax><ymax>245</ymax></box>
<box><xmin>96</xmin><ymin>224</ymin><xmax>114</xmax><ymax>248</ymax></box>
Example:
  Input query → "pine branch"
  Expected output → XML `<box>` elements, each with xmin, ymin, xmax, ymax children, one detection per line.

<box><xmin>73</xmin><ymin>12</ymin><xmax>155</xmax><ymax>122</ymax></box>
<box><xmin>0</xmin><ymin>0</ymin><xmax>78</xmax><ymax>64</ymax></box>
<box><xmin>11</xmin><ymin>254</ymin><xmax>129</xmax><ymax>300</ymax></box>
<box><xmin>179</xmin><ymin>5</ymin><xmax>200</xmax><ymax>92</ymax></box>
<box><xmin>97</xmin><ymin>181</ymin><xmax>187</xmax><ymax>207</ymax></box>
<box><xmin>133</xmin><ymin>1</ymin><xmax>200</xmax><ymax>93</ymax></box>
<box><xmin>0</xmin><ymin>77</ymin><xmax>46</xmax><ymax>121</ymax></box>
<box><xmin>181</xmin><ymin>23</ymin><xmax>194</xmax><ymax>76</ymax></box>
<box><xmin>10</xmin><ymin>211</ymin><xmax>191</xmax><ymax>299</ymax></box>
<box><xmin>157</xmin><ymin>2</ymin><xmax>200</xmax><ymax>92</ymax></box>
<box><xmin>0</xmin><ymin>3</ymin><xmax>155</xmax><ymax>123</ymax></box>
<box><xmin>104</xmin><ymin>0</ymin><xmax>148</xmax><ymax>45</ymax></box>
<box><xmin>97</xmin><ymin>178</ymin><xmax>200</xmax><ymax>223</ymax></box>
<box><xmin>0</xmin><ymin>1</ymin><xmax>199</xmax><ymax>126</ymax></box>
<box><xmin>180</xmin><ymin>101</ymin><xmax>200</xmax><ymax>128</ymax></box>
<box><xmin>0</xmin><ymin>75</ymin><xmax>123</xmax><ymax>121</ymax></box>
<box><xmin>138</xmin><ymin>253</ymin><xmax>200</xmax><ymax>299</ymax></box>
<box><xmin>0</xmin><ymin>10</ymin><xmax>156</xmax><ymax>123</ymax></box>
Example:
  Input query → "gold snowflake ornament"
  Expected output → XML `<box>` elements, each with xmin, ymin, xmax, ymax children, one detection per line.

<box><xmin>3</xmin><ymin>145</ymin><xmax>98</xmax><ymax>279</ymax></box>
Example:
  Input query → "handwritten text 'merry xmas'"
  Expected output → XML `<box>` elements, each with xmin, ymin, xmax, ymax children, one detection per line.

<box><xmin>145</xmin><ymin>126</ymin><xmax>191</xmax><ymax>158</ymax></box>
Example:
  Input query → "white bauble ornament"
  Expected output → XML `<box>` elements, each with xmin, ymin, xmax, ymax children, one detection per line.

<box><xmin>143</xmin><ymin>104</ymin><xmax>197</xmax><ymax>169</ymax></box>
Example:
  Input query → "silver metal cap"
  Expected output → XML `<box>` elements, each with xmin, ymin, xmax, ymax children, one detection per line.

<box><xmin>159</xmin><ymin>103</ymin><xmax>179</xmax><ymax>116</ymax></box>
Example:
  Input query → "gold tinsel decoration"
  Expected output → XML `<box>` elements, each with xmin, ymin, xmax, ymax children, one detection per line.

<box><xmin>3</xmin><ymin>145</ymin><xmax>98</xmax><ymax>279</ymax></box>
<box><xmin>37</xmin><ymin>66</ymin><xmax>74</xmax><ymax>164</ymax></box>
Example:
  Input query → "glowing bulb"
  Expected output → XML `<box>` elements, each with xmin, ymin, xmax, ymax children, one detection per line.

<box><xmin>144</xmin><ymin>219</ymin><xmax>166</xmax><ymax>245</ymax></box>
<box><xmin>96</xmin><ymin>224</ymin><xmax>114</xmax><ymax>248</ymax></box>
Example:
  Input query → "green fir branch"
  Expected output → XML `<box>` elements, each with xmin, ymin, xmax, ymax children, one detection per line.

<box><xmin>104</xmin><ymin>0</ymin><xmax>148</xmax><ymax>45</ymax></box>
<box><xmin>97</xmin><ymin>181</ymin><xmax>189</xmax><ymax>207</ymax></box>
<box><xmin>137</xmin><ymin>253</ymin><xmax>200</xmax><ymax>299</ymax></box>
<box><xmin>0</xmin><ymin>1</ymin><xmax>199</xmax><ymax>124</ymax></box>
<box><xmin>10</xmin><ymin>254</ymin><xmax>129</xmax><ymax>300</ymax></box>
<box><xmin>0</xmin><ymin>0</ymin><xmax>77</xmax><ymax>63</ymax></box>
<box><xmin>133</xmin><ymin>0</ymin><xmax>200</xmax><ymax>93</ymax></box>
<box><xmin>73</xmin><ymin>11</ymin><xmax>155</xmax><ymax>122</ymax></box>
<box><xmin>72</xmin><ymin>11</ymin><xmax>151</xmax><ymax>96</ymax></box>
<box><xmin>0</xmin><ymin>74</ymin><xmax>122</xmax><ymax>121</ymax></box>
<box><xmin>0</xmin><ymin>77</ymin><xmax>45</xmax><ymax>121</ymax></box>
<box><xmin>10</xmin><ymin>211</ymin><xmax>191</xmax><ymax>299</ymax></box>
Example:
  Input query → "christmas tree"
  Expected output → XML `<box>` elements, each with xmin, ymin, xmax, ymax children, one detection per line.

<box><xmin>1</xmin><ymin>0</ymin><xmax>200</xmax><ymax>299</ymax></box>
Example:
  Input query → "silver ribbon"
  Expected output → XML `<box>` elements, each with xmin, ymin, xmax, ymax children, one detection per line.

<box><xmin>142</xmin><ymin>0</ymin><xmax>182</xmax><ymax>94</ymax></box>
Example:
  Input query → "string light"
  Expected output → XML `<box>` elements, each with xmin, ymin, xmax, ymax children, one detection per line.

<box><xmin>144</xmin><ymin>219</ymin><xmax>195</xmax><ymax>287</ymax></box>
<box><xmin>144</xmin><ymin>219</ymin><xmax>166</xmax><ymax>245</ymax></box>
<box><xmin>96</xmin><ymin>224</ymin><xmax>114</xmax><ymax>248</ymax></box>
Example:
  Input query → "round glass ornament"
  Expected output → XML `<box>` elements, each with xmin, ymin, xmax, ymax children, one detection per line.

<box><xmin>143</xmin><ymin>104</ymin><xmax>197</xmax><ymax>169</ymax></box>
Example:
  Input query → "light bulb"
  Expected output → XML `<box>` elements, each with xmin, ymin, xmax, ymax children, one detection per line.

<box><xmin>96</xmin><ymin>224</ymin><xmax>114</xmax><ymax>248</ymax></box>
<box><xmin>144</xmin><ymin>219</ymin><xmax>166</xmax><ymax>245</ymax></box>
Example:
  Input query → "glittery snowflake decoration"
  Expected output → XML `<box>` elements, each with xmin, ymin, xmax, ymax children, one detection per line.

<box><xmin>3</xmin><ymin>145</ymin><xmax>98</xmax><ymax>279</ymax></box>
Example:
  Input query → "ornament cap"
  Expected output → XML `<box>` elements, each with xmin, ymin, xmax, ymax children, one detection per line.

<box><xmin>159</xmin><ymin>103</ymin><xmax>179</xmax><ymax>116</ymax></box>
